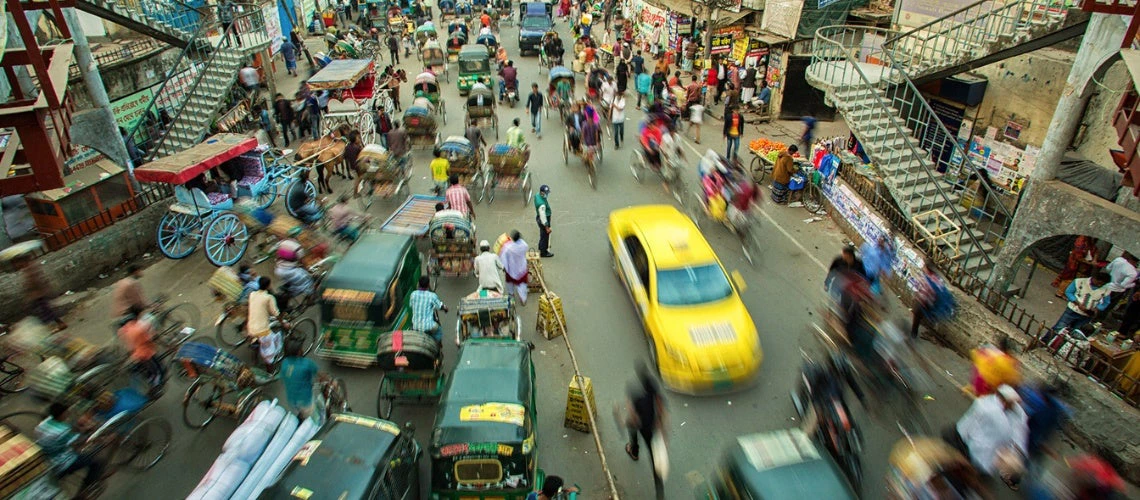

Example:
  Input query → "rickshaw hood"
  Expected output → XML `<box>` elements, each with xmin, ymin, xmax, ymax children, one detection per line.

<box><xmin>322</xmin><ymin>233</ymin><xmax>413</xmax><ymax>302</ymax></box>
<box><xmin>431</xmin><ymin>340</ymin><xmax>533</xmax><ymax>452</ymax></box>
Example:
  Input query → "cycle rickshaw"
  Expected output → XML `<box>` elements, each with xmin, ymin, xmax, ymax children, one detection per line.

<box><xmin>446</xmin><ymin>30</ymin><xmax>466</xmax><ymax>63</ymax></box>
<box><xmin>426</xmin><ymin>209</ymin><xmax>476</xmax><ymax>286</ymax></box>
<box><xmin>439</xmin><ymin>135</ymin><xmax>484</xmax><ymax>194</ymax></box>
<box><xmin>631</xmin><ymin>117</ymin><xmax>687</xmax><ymax>205</ymax></box>
<box><xmin>586</xmin><ymin>67</ymin><xmax>612</xmax><ymax>121</ymax></box>
<box><xmin>136</xmin><ymin>134</ymin><xmax>283</xmax><ymax>267</ymax></box>
<box><xmin>475</xmin><ymin>32</ymin><xmax>497</xmax><ymax>54</ymax></box>
<box><xmin>440</xmin><ymin>0</ymin><xmax>457</xmax><ymax>23</ymax></box>
<box><xmin>422</xmin><ymin>40</ymin><xmax>450</xmax><ymax>83</ymax></box>
<box><xmin>414</xmin><ymin>23</ymin><xmax>438</xmax><ymax>57</ymax></box>
<box><xmin>455</xmin><ymin>292</ymin><xmax>521</xmax><ymax>346</ymax></box>
<box><xmin>689</xmin><ymin>151</ymin><xmax>764</xmax><ymax>266</ymax></box>
<box><xmin>539</xmin><ymin>31</ymin><xmax>562</xmax><ymax>73</ymax></box>
<box><xmin>548</xmin><ymin>65</ymin><xmax>575</xmax><ymax>120</ymax></box>
<box><xmin>176</xmin><ymin>342</ymin><xmax>278</xmax><ymax>429</ymax></box>
<box><xmin>414</xmin><ymin>71</ymin><xmax>448</xmax><ymax>124</ymax></box>
<box><xmin>483</xmin><ymin>143</ymin><xmax>532</xmax><ymax>204</ymax></box>
<box><xmin>562</xmin><ymin>115</ymin><xmax>603</xmax><ymax>189</ymax></box>
<box><xmin>404</xmin><ymin>99</ymin><xmax>442</xmax><ymax>150</ymax></box>
<box><xmin>375</xmin><ymin>329</ymin><xmax>446</xmax><ymax>419</ymax></box>
<box><xmin>465</xmin><ymin>84</ymin><xmax>499</xmax><ymax>138</ymax></box>
<box><xmin>356</xmin><ymin>144</ymin><xmax>413</xmax><ymax>209</ymax></box>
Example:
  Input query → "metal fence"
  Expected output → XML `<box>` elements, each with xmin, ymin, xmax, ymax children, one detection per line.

<box><xmin>837</xmin><ymin>167</ymin><xmax>1140</xmax><ymax>407</ymax></box>
<box><xmin>68</xmin><ymin>38</ymin><xmax>166</xmax><ymax>80</ymax></box>
<box><xmin>40</xmin><ymin>184</ymin><xmax>172</xmax><ymax>251</ymax></box>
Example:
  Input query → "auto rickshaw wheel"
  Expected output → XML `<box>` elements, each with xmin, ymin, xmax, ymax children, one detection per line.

<box><xmin>376</xmin><ymin>374</ymin><xmax>395</xmax><ymax>419</ymax></box>
<box><xmin>115</xmin><ymin>417</ymin><xmax>173</xmax><ymax>470</ymax></box>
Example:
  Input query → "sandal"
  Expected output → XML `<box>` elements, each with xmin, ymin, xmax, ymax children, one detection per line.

<box><xmin>626</xmin><ymin>443</ymin><xmax>639</xmax><ymax>461</ymax></box>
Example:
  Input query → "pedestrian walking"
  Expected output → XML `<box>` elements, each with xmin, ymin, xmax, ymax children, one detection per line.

<box><xmin>687</xmin><ymin>100</ymin><xmax>704</xmax><ymax>144</ymax></box>
<box><xmin>624</xmin><ymin>364</ymin><xmax>667</xmax><ymax>499</ymax></box>
<box><xmin>500</xmin><ymin>230</ymin><xmax>530</xmax><ymax>305</ymax></box>
<box><xmin>280</xmin><ymin>37</ymin><xmax>298</xmax><ymax>76</ymax></box>
<box><xmin>612</xmin><ymin>91</ymin><xmax>626</xmax><ymax>148</ymax></box>
<box><xmin>373</xmin><ymin>105</ymin><xmax>393</xmax><ymax>148</ymax></box>
<box><xmin>631</xmin><ymin>50</ymin><xmax>645</xmax><ymax>76</ymax></box>
<box><xmin>635</xmin><ymin>70</ymin><xmax>651</xmax><ymax>109</ymax></box>
<box><xmin>526</xmin><ymin>83</ymin><xmax>544</xmax><ymax>137</ymax></box>
<box><xmin>722</xmin><ymin>105</ymin><xmax>744</xmax><ymax>160</ymax></box>
<box><xmin>239</xmin><ymin>62</ymin><xmax>260</xmax><ymax>91</ymax></box>
<box><xmin>20</xmin><ymin>255</ymin><xmax>66</xmax><ymax>332</ymax></box>
<box><xmin>386</xmin><ymin>32</ymin><xmax>401</xmax><ymax>64</ymax></box>
<box><xmin>534</xmin><ymin>185</ymin><xmax>553</xmax><ymax>258</ymax></box>
<box><xmin>217</xmin><ymin>0</ymin><xmax>241</xmax><ymax>48</ymax></box>
<box><xmin>860</xmin><ymin>234</ymin><xmax>895</xmax><ymax>296</ymax></box>
<box><xmin>616</xmin><ymin>59</ymin><xmax>629</xmax><ymax>94</ymax></box>
<box><xmin>274</xmin><ymin>93</ymin><xmax>295</xmax><ymax>145</ymax></box>
<box><xmin>305</xmin><ymin>92</ymin><xmax>322</xmax><ymax>140</ymax></box>
<box><xmin>257</xmin><ymin>104</ymin><xmax>277</xmax><ymax>147</ymax></box>
<box><xmin>801</xmin><ymin>115</ymin><xmax>817</xmax><ymax>153</ymax></box>
<box><xmin>281</xmin><ymin>337</ymin><xmax>324</xmax><ymax>421</ymax></box>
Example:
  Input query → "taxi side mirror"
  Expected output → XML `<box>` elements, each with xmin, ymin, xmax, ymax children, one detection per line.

<box><xmin>731</xmin><ymin>270</ymin><xmax>747</xmax><ymax>293</ymax></box>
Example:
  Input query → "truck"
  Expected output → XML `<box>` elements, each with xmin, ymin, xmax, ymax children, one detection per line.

<box><xmin>517</xmin><ymin>2</ymin><xmax>553</xmax><ymax>55</ymax></box>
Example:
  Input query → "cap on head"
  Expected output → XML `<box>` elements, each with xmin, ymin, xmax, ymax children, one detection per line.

<box><xmin>539</xmin><ymin>184</ymin><xmax>550</xmax><ymax>194</ymax></box>
<box><xmin>479</xmin><ymin>239</ymin><xmax>490</xmax><ymax>250</ymax></box>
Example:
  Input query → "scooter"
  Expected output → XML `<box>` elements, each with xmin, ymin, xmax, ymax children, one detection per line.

<box><xmin>790</xmin><ymin>348</ymin><xmax>864</xmax><ymax>490</ymax></box>
<box><xmin>500</xmin><ymin>78</ymin><xmax>519</xmax><ymax>107</ymax></box>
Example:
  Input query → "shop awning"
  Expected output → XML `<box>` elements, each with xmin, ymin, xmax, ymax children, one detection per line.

<box><xmin>645</xmin><ymin>0</ymin><xmax>752</xmax><ymax>27</ymax></box>
<box><xmin>743</xmin><ymin>27</ymin><xmax>792</xmax><ymax>45</ymax></box>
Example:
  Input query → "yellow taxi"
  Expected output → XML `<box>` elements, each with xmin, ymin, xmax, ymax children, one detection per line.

<box><xmin>608</xmin><ymin>205</ymin><xmax>762</xmax><ymax>393</ymax></box>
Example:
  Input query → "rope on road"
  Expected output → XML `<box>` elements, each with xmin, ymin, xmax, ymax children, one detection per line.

<box><xmin>532</xmin><ymin>268</ymin><xmax>621</xmax><ymax>500</ymax></box>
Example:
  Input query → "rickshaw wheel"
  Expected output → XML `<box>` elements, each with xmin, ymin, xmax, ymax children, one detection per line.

<box><xmin>204</xmin><ymin>214</ymin><xmax>251</xmax><ymax>267</ymax></box>
<box><xmin>441</xmin><ymin>100</ymin><xmax>447</xmax><ymax>124</ymax></box>
<box><xmin>804</xmin><ymin>182</ymin><xmax>825</xmax><ymax>214</ymax></box>
<box><xmin>254</xmin><ymin>182</ymin><xmax>279</xmax><ymax>209</ymax></box>
<box><xmin>182</xmin><ymin>378</ymin><xmax>223</xmax><ymax>429</ymax></box>
<box><xmin>114</xmin><ymin>417</ymin><xmax>173</xmax><ymax>470</ymax></box>
<box><xmin>562</xmin><ymin>137</ymin><xmax>568</xmax><ymax>164</ymax></box>
<box><xmin>587</xmin><ymin>158</ymin><xmax>596</xmax><ymax>190</ymax></box>
<box><xmin>493</xmin><ymin>115</ymin><xmax>499</xmax><ymax>139</ymax></box>
<box><xmin>236</xmin><ymin>389</ymin><xmax>266</xmax><ymax>422</ymax></box>
<box><xmin>477</xmin><ymin>174</ymin><xmax>488</xmax><ymax>204</ymax></box>
<box><xmin>286</xmin><ymin>318</ymin><xmax>318</xmax><ymax>356</ymax></box>
<box><xmin>156</xmin><ymin>302</ymin><xmax>201</xmax><ymax>348</ymax></box>
<box><xmin>376</xmin><ymin>374</ymin><xmax>395</xmax><ymax>419</ymax></box>
<box><xmin>157</xmin><ymin>212</ymin><xmax>201</xmax><ymax>260</ymax></box>
<box><xmin>285</xmin><ymin>180</ymin><xmax>319</xmax><ymax>219</ymax></box>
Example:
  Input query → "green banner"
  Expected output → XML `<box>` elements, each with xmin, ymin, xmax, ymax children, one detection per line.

<box><xmin>111</xmin><ymin>88</ymin><xmax>155</xmax><ymax>131</ymax></box>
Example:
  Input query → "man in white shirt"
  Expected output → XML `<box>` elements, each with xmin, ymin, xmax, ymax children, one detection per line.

<box><xmin>246</xmin><ymin>277</ymin><xmax>283</xmax><ymax>366</ymax></box>
<box><xmin>952</xmin><ymin>385</ymin><xmax>1028</xmax><ymax>477</ymax></box>
<box><xmin>473</xmin><ymin>240</ymin><xmax>505</xmax><ymax>293</ymax></box>
<box><xmin>1105</xmin><ymin>252</ymin><xmax>1138</xmax><ymax>292</ymax></box>
<box><xmin>239</xmin><ymin>64</ymin><xmax>260</xmax><ymax>90</ymax></box>
<box><xmin>611</xmin><ymin>91</ymin><xmax>626</xmax><ymax>149</ymax></box>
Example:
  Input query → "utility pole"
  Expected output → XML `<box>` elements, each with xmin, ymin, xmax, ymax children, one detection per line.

<box><xmin>692</xmin><ymin>0</ymin><xmax>737</xmax><ymax>67</ymax></box>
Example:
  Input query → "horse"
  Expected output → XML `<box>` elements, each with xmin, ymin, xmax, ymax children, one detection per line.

<box><xmin>295</xmin><ymin>123</ymin><xmax>353</xmax><ymax>193</ymax></box>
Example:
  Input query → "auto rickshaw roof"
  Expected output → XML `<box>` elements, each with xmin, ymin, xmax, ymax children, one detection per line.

<box><xmin>725</xmin><ymin>429</ymin><xmax>857</xmax><ymax>499</ymax></box>
<box><xmin>433</xmin><ymin>340</ymin><xmax>533</xmax><ymax>446</ymax></box>
<box><xmin>459</xmin><ymin>44</ymin><xmax>489</xmax><ymax>58</ymax></box>
<box><xmin>308</xmin><ymin>59</ymin><xmax>375</xmax><ymax>90</ymax></box>
<box><xmin>133</xmin><ymin>133</ymin><xmax>258</xmax><ymax>184</ymax></box>
<box><xmin>323</xmin><ymin>232</ymin><xmax>413</xmax><ymax>299</ymax></box>
<box><xmin>260</xmin><ymin>414</ymin><xmax>403</xmax><ymax>500</ymax></box>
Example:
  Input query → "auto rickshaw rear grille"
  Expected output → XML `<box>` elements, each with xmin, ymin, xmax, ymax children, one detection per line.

<box><xmin>455</xmin><ymin>459</ymin><xmax>502</xmax><ymax>484</ymax></box>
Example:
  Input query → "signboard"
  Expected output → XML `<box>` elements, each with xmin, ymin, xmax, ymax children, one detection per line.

<box><xmin>761</xmin><ymin>0</ymin><xmax>804</xmax><ymax>40</ymax></box>
<box><xmin>264</xmin><ymin>4</ymin><xmax>283</xmax><ymax>55</ymax></box>
<box><xmin>711</xmin><ymin>26</ymin><xmax>743</xmax><ymax>56</ymax></box>
<box><xmin>896</xmin><ymin>0</ymin><xmax>976</xmax><ymax>29</ymax></box>
<box><xmin>731</xmin><ymin>38</ymin><xmax>749</xmax><ymax>63</ymax></box>
<box><xmin>112</xmin><ymin>88</ymin><xmax>155</xmax><ymax>132</ymax></box>
<box><xmin>748</xmin><ymin>38</ymin><xmax>769</xmax><ymax>57</ymax></box>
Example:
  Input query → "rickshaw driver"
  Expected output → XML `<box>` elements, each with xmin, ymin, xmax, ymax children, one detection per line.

<box><xmin>36</xmin><ymin>402</ymin><xmax>110</xmax><ymax>495</ymax></box>
<box><xmin>473</xmin><ymin>239</ymin><xmax>505</xmax><ymax>293</ymax></box>
<box><xmin>457</xmin><ymin>0</ymin><xmax>472</xmax><ymax>15</ymax></box>
<box><xmin>499</xmin><ymin>60</ymin><xmax>518</xmax><ymax>102</ymax></box>
<box><xmin>117</xmin><ymin>305</ymin><xmax>166</xmax><ymax>391</ymax></box>
<box><xmin>506</xmin><ymin>117</ymin><xmax>527</xmax><ymax>149</ymax></box>
<box><xmin>411</xmin><ymin>276</ymin><xmax>449</xmax><ymax>341</ymax></box>
<box><xmin>327</xmin><ymin>194</ymin><xmax>369</xmax><ymax>241</ymax></box>
<box><xmin>546</xmin><ymin>33</ymin><xmax>564</xmax><ymax>65</ymax></box>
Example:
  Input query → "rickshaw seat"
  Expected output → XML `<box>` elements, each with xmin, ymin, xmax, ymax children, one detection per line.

<box><xmin>174</xmin><ymin>186</ymin><xmax>233</xmax><ymax>212</ymax></box>
<box><xmin>234</xmin><ymin>154</ymin><xmax>265</xmax><ymax>187</ymax></box>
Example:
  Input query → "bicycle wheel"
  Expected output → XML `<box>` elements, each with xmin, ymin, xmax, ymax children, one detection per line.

<box><xmin>376</xmin><ymin>374</ymin><xmax>395</xmax><ymax>419</ymax></box>
<box><xmin>750</xmin><ymin>155</ymin><xmax>767</xmax><ymax>184</ymax></box>
<box><xmin>287</xmin><ymin>318</ymin><xmax>318</xmax><ymax>356</ymax></box>
<box><xmin>587</xmin><ymin>157</ymin><xmax>596</xmax><ymax>190</ymax></box>
<box><xmin>324</xmin><ymin>378</ymin><xmax>350</xmax><ymax>417</ymax></box>
<box><xmin>0</xmin><ymin>353</ymin><xmax>36</xmax><ymax>393</ymax></box>
<box><xmin>113</xmin><ymin>417</ymin><xmax>173</xmax><ymax>470</ymax></box>
<box><xmin>804</xmin><ymin>182</ymin><xmax>825</xmax><ymax>214</ymax></box>
<box><xmin>182</xmin><ymin>379</ymin><xmax>223</xmax><ymax>429</ymax></box>
<box><xmin>157</xmin><ymin>302</ymin><xmax>201</xmax><ymax>345</ymax></box>
<box><xmin>215</xmin><ymin>309</ymin><xmax>249</xmax><ymax>348</ymax></box>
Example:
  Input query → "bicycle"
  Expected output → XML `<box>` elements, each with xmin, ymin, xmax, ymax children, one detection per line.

<box><xmin>215</xmin><ymin>266</ymin><xmax>328</xmax><ymax>354</ymax></box>
<box><xmin>0</xmin><ymin>324</ymin><xmax>41</xmax><ymax>394</ymax></box>
<box><xmin>750</xmin><ymin>154</ymin><xmax>826</xmax><ymax>215</ymax></box>
<box><xmin>319</xmin><ymin>377</ymin><xmax>351</xmax><ymax>422</ymax></box>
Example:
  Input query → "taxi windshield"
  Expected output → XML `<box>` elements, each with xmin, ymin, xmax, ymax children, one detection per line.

<box><xmin>460</xmin><ymin>59</ymin><xmax>489</xmax><ymax>73</ymax></box>
<box><xmin>656</xmin><ymin>264</ymin><xmax>732</xmax><ymax>306</ymax></box>
<box><xmin>521</xmin><ymin>17</ymin><xmax>550</xmax><ymax>30</ymax></box>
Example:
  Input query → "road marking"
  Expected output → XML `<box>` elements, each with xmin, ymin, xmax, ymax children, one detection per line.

<box><xmin>679</xmin><ymin>139</ymin><xmax>828</xmax><ymax>272</ymax></box>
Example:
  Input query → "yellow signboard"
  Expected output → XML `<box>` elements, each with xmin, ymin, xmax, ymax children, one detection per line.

<box><xmin>459</xmin><ymin>403</ymin><xmax>526</xmax><ymax>426</ymax></box>
<box><xmin>731</xmin><ymin>38</ymin><xmax>749</xmax><ymax>64</ymax></box>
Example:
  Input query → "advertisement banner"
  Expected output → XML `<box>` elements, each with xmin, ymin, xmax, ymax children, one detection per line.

<box><xmin>747</xmin><ymin>38</ymin><xmax>768</xmax><ymax>57</ymax></box>
<box><xmin>112</xmin><ymin>88</ymin><xmax>156</xmax><ymax>132</ymax></box>
<box><xmin>264</xmin><ymin>4</ymin><xmax>283</xmax><ymax>55</ymax></box>
<box><xmin>710</xmin><ymin>26</ymin><xmax>743</xmax><ymax>56</ymax></box>
<box><xmin>761</xmin><ymin>0</ymin><xmax>804</xmax><ymax>40</ymax></box>
<box><xmin>731</xmin><ymin>38</ymin><xmax>748</xmax><ymax>63</ymax></box>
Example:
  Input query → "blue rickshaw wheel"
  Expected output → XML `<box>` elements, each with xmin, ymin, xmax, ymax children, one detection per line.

<box><xmin>157</xmin><ymin>212</ymin><xmax>199</xmax><ymax>259</ymax></box>
<box><xmin>254</xmin><ymin>181</ymin><xmax>279</xmax><ymax>209</ymax></box>
<box><xmin>204</xmin><ymin>214</ymin><xmax>250</xmax><ymax>267</ymax></box>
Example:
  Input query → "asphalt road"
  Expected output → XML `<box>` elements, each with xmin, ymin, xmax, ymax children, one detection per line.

<box><xmin>0</xmin><ymin>15</ymin><xmax>1029</xmax><ymax>500</ymax></box>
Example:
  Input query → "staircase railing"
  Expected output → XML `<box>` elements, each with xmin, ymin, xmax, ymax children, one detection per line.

<box><xmin>82</xmin><ymin>0</ymin><xmax>213</xmax><ymax>39</ymax></box>
<box><xmin>811</xmin><ymin>26</ymin><xmax>1013</xmax><ymax>270</ymax></box>
<box><xmin>126</xmin><ymin>6</ymin><xmax>268</xmax><ymax>161</ymax></box>
<box><xmin>883</xmin><ymin>0</ymin><xmax>1068</xmax><ymax>76</ymax></box>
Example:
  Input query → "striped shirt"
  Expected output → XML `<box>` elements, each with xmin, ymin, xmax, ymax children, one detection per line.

<box><xmin>35</xmin><ymin>417</ymin><xmax>78</xmax><ymax>472</ymax></box>
<box><xmin>410</xmin><ymin>289</ymin><xmax>444</xmax><ymax>331</ymax></box>
<box><xmin>445</xmin><ymin>184</ymin><xmax>472</xmax><ymax>216</ymax></box>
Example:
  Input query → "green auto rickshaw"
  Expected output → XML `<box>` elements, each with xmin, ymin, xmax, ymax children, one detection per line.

<box><xmin>260</xmin><ymin>413</ymin><xmax>423</xmax><ymax>499</ymax></box>
<box><xmin>694</xmin><ymin>428</ymin><xmax>859</xmax><ymax>500</ymax></box>
<box><xmin>457</xmin><ymin>44</ymin><xmax>491</xmax><ymax>95</ymax></box>
<box><xmin>430</xmin><ymin>339</ymin><xmax>540</xmax><ymax>499</ymax></box>
<box><xmin>317</xmin><ymin>232</ymin><xmax>422</xmax><ymax>367</ymax></box>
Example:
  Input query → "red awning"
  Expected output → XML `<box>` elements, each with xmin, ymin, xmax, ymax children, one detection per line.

<box><xmin>134</xmin><ymin>134</ymin><xmax>259</xmax><ymax>184</ymax></box>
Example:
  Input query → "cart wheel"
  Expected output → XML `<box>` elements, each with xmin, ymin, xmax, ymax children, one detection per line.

<box><xmin>804</xmin><ymin>183</ymin><xmax>825</xmax><ymax>214</ymax></box>
<box><xmin>156</xmin><ymin>302</ymin><xmax>201</xmax><ymax>348</ymax></box>
<box><xmin>157</xmin><ymin>212</ymin><xmax>201</xmax><ymax>260</ymax></box>
<box><xmin>376</xmin><ymin>374</ymin><xmax>395</xmax><ymax>419</ymax></box>
<box><xmin>285</xmin><ymin>180</ymin><xmax>318</xmax><ymax>219</ymax></box>
<box><xmin>254</xmin><ymin>181</ymin><xmax>278</xmax><ymax>209</ymax></box>
<box><xmin>522</xmin><ymin>172</ymin><xmax>532</xmax><ymax>206</ymax></box>
<box><xmin>114</xmin><ymin>417</ymin><xmax>173</xmax><ymax>470</ymax></box>
<box><xmin>204</xmin><ymin>214</ymin><xmax>250</xmax><ymax>267</ymax></box>
<box><xmin>287</xmin><ymin>318</ymin><xmax>318</xmax><ymax>356</ymax></box>
<box><xmin>182</xmin><ymin>378</ymin><xmax>223</xmax><ymax>429</ymax></box>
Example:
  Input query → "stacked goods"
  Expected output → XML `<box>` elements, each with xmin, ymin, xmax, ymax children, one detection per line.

<box><xmin>563</xmin><ymin>376</ymin><xmax>596</xmax><ymax>433</ymax></box>
<box><xmin>488</xmin><ymin>144</ymin><xmax>530</xmax><ymax>176</ymax></box>
<box><xmin>402</xmin><ymin>106</ymin><xmax>435</xmax><ymax>134</ymax></box>
<box><xmin>536</xmin><ymin>292</ymin><xmax>566</xmax><ymax>339</ymax></box>
<box><xmin>0</xmin><ymin>426</ymin><xmax>54</xmax><ymax>499</ymax></box>
<box><xmin>748</xmin><ymin>138</ymin><xmax>787</xmax><ymax>159</ymax></box>
<box><xmin>526</xmin><ymin>249</ymin><xmax>543</xmax><ymax>292</ymax></box>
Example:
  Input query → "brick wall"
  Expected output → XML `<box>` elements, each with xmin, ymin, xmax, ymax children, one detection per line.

<box><xmin>0</xmin><ymin>199</ymin><xmax>171</xmax><ymax>324</ymax></box>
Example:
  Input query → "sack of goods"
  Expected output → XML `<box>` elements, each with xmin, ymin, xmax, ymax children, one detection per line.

<box><xmin>488</xmin><ymin>144</ymin><xmax>530</xmax><ymax>174</ymax></box>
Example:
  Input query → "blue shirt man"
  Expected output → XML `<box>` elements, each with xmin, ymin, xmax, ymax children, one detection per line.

<box><xmin>410</xmin><ymin>276</ymin><xmax>447</xmax><ymax>340</ymax></box>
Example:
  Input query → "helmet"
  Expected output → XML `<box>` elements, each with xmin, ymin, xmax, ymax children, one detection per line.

<box><xmin>277</xmin><ymin>239</ymin><xmax>303</xmax><ymax>261</ymax></box>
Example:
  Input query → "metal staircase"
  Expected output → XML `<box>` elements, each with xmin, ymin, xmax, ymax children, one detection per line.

<box><xmin>127</xmin><ymin>7</ymin><xmax>270</xmax><ymax>160</ymax></box>
<box><xmin>885</xmin><ymin>0</ymin><xmax>1086</xmax><ymax>84</ymax></box>
<box><xmin>76</xmin><ymin>0</ymin><xmax>211</xmax><ymax>49</ymax></box>
<box><xmin>805</xmin><ymin>1</ymin><xmax>1086</xmax><ymax>281</ymax></box>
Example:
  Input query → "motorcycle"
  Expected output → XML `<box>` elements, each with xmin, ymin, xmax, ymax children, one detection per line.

<box><xmin>500</xmin><ymin>78</ymin><xmax>519</xmax><ymax>107</ymax></box>
<box><xmin>791</xmin><ymin>334</ymin><xmax>865</xmax><ymax>490</ymax></box>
